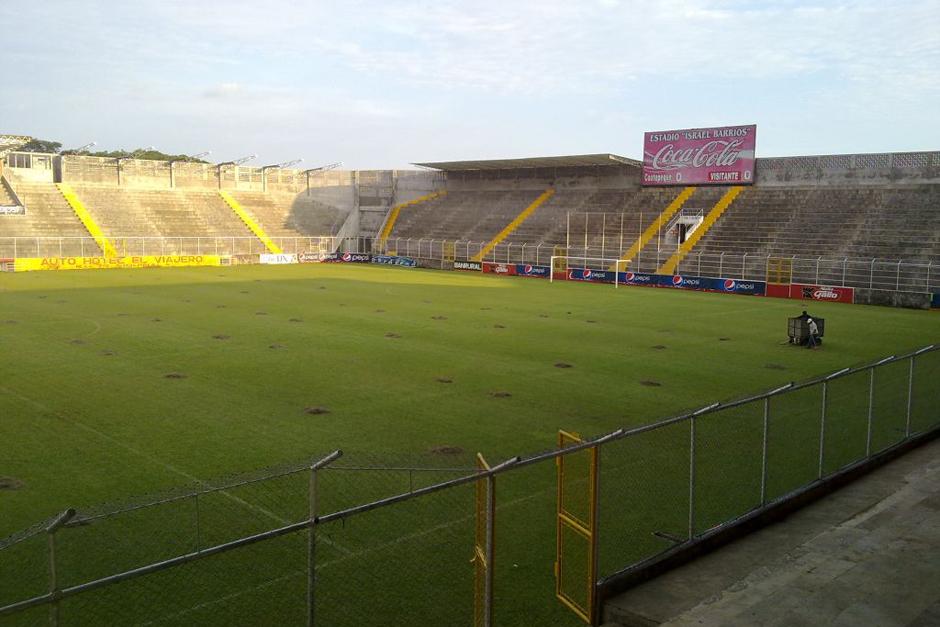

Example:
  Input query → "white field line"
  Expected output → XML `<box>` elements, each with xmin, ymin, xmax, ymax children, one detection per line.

<box><xmin>0</xmin><ymin>386</ymin><xmax>350</xmax><ymax>555</ymax></box>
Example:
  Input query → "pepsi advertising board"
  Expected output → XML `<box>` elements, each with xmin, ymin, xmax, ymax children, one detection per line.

<box><xmin>516</xmin><ymin>264</ymin><xmax>550</xmax><ymax>278</ymax></box>
<box><xmin>568</xmin><ymin>268</ymin><xmax>616</xmax><ymax>283</ymax></box>
<box><xmin>713</xmin><ymin>277</ymin><xmax>766</xmax><ymax>296</ymax></box>
<box><xmin>322</xmin><ymin>252</ymin><xmax>372</xmax><ymax>263</ymax></box>
<box><xmin>614</xmin><ymin>272</ymin><xmax>766</xmax><ymax>295</ymax></box>
<box><xmin>619</xmin><ymin>271</ymin><xmax>657</xmax><ymax>286</ymax></box>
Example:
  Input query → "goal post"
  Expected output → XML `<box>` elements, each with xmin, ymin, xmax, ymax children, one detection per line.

<box><xmin>549</xmin><ymin>256</ymin><xmax>632</xmax><ymax>288</ymax></box>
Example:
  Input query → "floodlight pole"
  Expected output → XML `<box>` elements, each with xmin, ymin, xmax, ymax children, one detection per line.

<box><xmin>216</xmin><ymin>155</ymin><xmax>257</xmax><ymax>190</ymax></box>
<box><xmin>262</xmin><ymin>159</ymin><xmax>303</xmax><ymax>192</ymax></box>
<box><xmin>304</xmin><ymin>162</ymin><xmax>342</xmax><ymax>196</ymax></box>
<box><xmin>168</xmin><ymin>151</ymin><xmax>211</xmax><ymax>188</ymax></box>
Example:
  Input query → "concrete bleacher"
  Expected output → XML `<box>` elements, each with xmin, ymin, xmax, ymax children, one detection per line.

<box><xmin>691</xmin><ymin>185</ymin><xmax>940</xmax><ymax>262</ymax></box>
<box><xmin>0</xmin><ymin>182</ymin><xmax>90</xmax><ymax>257</ymax></box>
<box><xmin>228</xmin><ymin>192</ymin><xmax>349</xmax><ymax>238</ymax></box>
<box><xmin>73</xmin><ymin>186</ymin><xmax>249</xmax><ymax>239</ymax></box>
<box><xmin>388</xmin><ymin>189</ymin><xmax>546</xmax><ymax>244</ymax></box>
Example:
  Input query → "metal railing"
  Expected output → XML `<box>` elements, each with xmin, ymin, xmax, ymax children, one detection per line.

<box><xmin>1</xmin><ymin>347</ymin><xmax>937</xmax><ymax>625</ymax></box>
<box><xmin>0</xmin><ymin>236</ymin><xmax>338</xmax><ymax>259</ymax></box>
<box><xmin>358</xmin><ymin>236</ymin><xmax>940</xmax><ymax>294</ymax></box>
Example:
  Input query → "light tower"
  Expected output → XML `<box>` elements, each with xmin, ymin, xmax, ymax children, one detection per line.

<box><xmin>168</xmin><ymin>151</ymin><xmax>211</xmax><ymax>188</ymax></box>
<box><xmin>216</xmin><ymin>154</ymin><xmax>256</xmax><ymax>190</ymax></box>
<box><xmin>261</xmin><ymin>158</ymin><xmax>303</xmax><ymax>192</ymax></box>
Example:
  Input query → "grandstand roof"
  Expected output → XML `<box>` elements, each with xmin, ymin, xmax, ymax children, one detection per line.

<box><xmin>413</xmin><ymin>153</ymin><xmax>641</xmax><ymax>171</ymax></box>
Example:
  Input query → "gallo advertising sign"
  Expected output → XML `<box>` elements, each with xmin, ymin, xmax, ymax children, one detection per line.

<box><xmin>643</xmin><ymin>124</ymin><xmax>756</xmax><ymax>186</ymax></box>
<box><xmin>791</xmin><ymin>283</ymin><xmax>854</xmax><ymax>304</ymax></box>
<box><xmin>371</xmin><ymin>255</ymin><xmax>417</xmax><ymax>267</ymax></box>
<box><xmin>482</xmin><ymin>262</ymin><xmax>516</xmax><ymax>276</ymax></box>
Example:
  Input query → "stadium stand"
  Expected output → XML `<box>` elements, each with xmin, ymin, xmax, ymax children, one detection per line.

<box><xmin>0</xmin><ymin>182</ymin><xmax>91</xmax><ymax>257</ymax></box>
<box><xmin>71</xmin><ymin>186</ymin><xmax>249</xmax><ymax>239</ymax></box>
<box><xmin>227</xmin><ymin>191</ymin><xmax>350</xmax><ymax>238</ymax></box>
<box><xmin>218</xmin><ymin>191</ymin><xmax>282</xmax><ymax>253</ymax></box>
<box><xmin>690</xmin><ymin>185</ymin><xmax>940</xmax><ymax>262</ymax></box>
<box><xmin>56</xmin><ymin>184</ymin><xmax>119</xmax><ymax>256</ymax></box>
<box><xmin>0</xmin><ymin>178</ymin><xmax>18</xmax><ymax>206</ymax></box>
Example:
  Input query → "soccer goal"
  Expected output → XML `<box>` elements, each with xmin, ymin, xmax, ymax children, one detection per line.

<box><xmin>549</xmin><ymin>255</ymin><xmax>632</xmax><ymax>287</ymax></box>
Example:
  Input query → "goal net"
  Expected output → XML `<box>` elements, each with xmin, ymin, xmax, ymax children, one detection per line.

<box><xmin>549</xmin><ymin>256</ymin><xmax>631</xmax><ymax>287</ymax></box>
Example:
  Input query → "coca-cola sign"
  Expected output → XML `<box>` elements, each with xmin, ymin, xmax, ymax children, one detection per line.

<box><xmin>643</xmin><ymin>124</ymin><xmax>756</xmax><ymax>186</ymax></box>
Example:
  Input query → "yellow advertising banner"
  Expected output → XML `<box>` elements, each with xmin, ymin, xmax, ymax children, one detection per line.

<box><xmin>14</xmin><ymin>255</ymin><xmax>230</xmax><ymax>272</ymax></box>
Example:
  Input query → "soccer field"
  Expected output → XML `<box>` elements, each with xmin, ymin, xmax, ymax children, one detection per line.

<box><xmin>1</xmin><ymin>264</ymin><xmax>937</xmax><ymax>624</ymax></box>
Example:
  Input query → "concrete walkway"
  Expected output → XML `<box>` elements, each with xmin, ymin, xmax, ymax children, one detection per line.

<box><xmin>603</xmin><ymin>436</ymin><xmax>940</xmax><ymax>627</ymax></box>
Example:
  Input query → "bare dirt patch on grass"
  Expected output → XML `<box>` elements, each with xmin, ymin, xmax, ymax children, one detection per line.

<box><xmin>0</xmin><ymin>477</ymin><xmax>25</xmax><ymax>491</ymax></box>
<box><xmin>430</xmin><ymin>445</ymin><xmax>463</xmax><ymax>455</ymax></box>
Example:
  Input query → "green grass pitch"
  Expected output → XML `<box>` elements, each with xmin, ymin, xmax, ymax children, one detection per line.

<box><xmin>0</xmin><ymin>264</ymin><xmax>937</xmax><ymax>625</ymax></box>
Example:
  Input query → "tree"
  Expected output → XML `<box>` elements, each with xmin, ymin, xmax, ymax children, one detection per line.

<box><xmin>85</xmin><ymin>148</ymin><xmax>209</xmax><ymax>163</ymax></box>
<box><xmin>19</xmin><ymin>139</ymin><xmax>62</xmax><ymax>154</ymax></box>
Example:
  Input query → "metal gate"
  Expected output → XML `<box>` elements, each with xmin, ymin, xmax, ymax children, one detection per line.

<box><xmin>555</xmin><ymin>431</ymin><xmax>599</xmax><ymax>624</ymax></box>
<box><xmin>767</xmin><ymin>256</ymin><xmax>793</xmax><ymax>285</ymax></box>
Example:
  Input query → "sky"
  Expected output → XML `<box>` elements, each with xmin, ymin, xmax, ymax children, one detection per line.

<box><xmin>2</xmin><ymin>0</ymin><xmax>938</xmax><ymax>169</ymax></box>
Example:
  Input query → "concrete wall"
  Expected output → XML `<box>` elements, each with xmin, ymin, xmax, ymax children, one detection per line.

<box><xmin>853</xmin><ymin>288</ymin><xmax>933</xmax><ymax>310</ymax></box>
<box><xmin>445</xmin><ymin>164</ymin><xmax>641</xmax><ymax>191</ymax></box>
<box><xmin>755</xmin><ymin>152</ymin><xmax>940</xmax><ymax>187</ymax></box>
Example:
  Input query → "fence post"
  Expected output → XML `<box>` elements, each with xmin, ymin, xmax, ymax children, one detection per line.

<box><xmin>761</xmin><ymin>397</ymin><xmax>770</xmax><ymax>505</ymax></box>
<box><xmin>896</xmin><ymin>260</ymin><xmax>902</xmax><ymax>291</ymax></box>
<box><xmin>867</xmin><ymin>367</ymin><xmax>875</xmax><ymax>456</ymax></box>
<box><xmin>842</xmin><ymin>258</ymin><xmax>847</xmax><ymax>287</ymax></box>
<box><xmin>46</xmin><ymin>509</ymin><xmax>76</xmax><ymax>627</ymax></box>
<box><xmin>718</xmin><ymin>252</ymin><xmax>724</xmax><ymax>277</ymax></box>
<box><xmin>906</xmin><ymin>355</ymin><xmax>915</xmax><ymax>438</ymax></box>
<box><xmin>688</xmin><ymin>414</ymin><xmax>696</xmax><ymax>539</ymax></box>
<box><xmin>307</xmin><ymin>450</ymin><xmax>342</xmax><ymax>627</ymax></box>
<box><xmin>193</xmin><ymin>493</ymin><xmax>201</xmax><ymax>551</ymax></box>
<box><xmin>818</xmin><ymin>381</ymin><xmax>827</xmax><ymax>479</ymax></box>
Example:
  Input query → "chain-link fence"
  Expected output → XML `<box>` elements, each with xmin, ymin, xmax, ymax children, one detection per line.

<box><xmin>1</xmin><ymin>347</ymin><xmax>937</xmax><ymax>626</ymax></box>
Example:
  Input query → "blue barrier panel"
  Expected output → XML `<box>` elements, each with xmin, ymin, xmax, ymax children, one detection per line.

<box><xmin>371</xmin><ymin>255</ymin><xmax>417</xmax><ymax>267</ymax></box>
<box><xmin>568</xmin><ymin>268</ymin><xmax>617</xmax><ymax>283</ymax></box>
<box><xmin>515</xmin><ymin>264</ymin><xmax>550</xmax><ymax>278</ymax></box>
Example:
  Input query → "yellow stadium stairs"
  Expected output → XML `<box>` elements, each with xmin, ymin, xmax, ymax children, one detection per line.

<box><xmin>471</xmin><ymin>187</ymin><xmax>555</xmax><ymax>262</ymax></box>
<box><xmin>608</xmin><ymin>186</ymin><xmax>695</xmax><ymax>271</ymax></box>
<box><xmin>55</xmin><ymin>183</ymin><xmax>118</xmax><ymax>257</ymax></box>
<box><xmin>377</xmin><ymin>190</ymin><xmax>447</xmax><ymax>246</ymax></box>
<box><xmin>657</xmin><ymin>186</ymin><xmax>744</xmax><ymax>275</ymax></box>
<box><xmin>218</xmin><ymin>191</ymin><xmax>283</xmax><ymax>254</ymax></box>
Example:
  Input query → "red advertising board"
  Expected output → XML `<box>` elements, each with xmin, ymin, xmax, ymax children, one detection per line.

<box><xmin>643</xmin><ymin>124</ymin><xmax>756</xmax><ymax>186</ymax></box>
<box><xmin>790</xmin><ymin>283</ymin><xmax>854</xmax><ymax>304</ymax></box>
<box><xmin>482</xmin><ymin>262</ymin><xmax>516</xmax><ymax>276</ymax></box>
